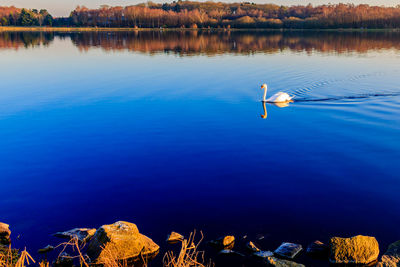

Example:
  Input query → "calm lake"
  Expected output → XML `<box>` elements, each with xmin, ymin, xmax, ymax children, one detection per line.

<box><xmin>0</xmin><ymin>30</ymin><xmax>399</xmax><ymax>265</ymax></box>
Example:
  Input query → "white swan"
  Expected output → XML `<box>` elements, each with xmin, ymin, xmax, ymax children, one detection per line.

<box><xmin>261</xmin><ymin>83</ymin><xmax>293</xmax><ymax>103</ymax></box>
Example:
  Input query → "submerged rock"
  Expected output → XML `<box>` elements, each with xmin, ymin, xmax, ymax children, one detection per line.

<box><xmin>0</xmin><ymin>222</ymin><xmax>11</xmax><ymax>245</ymax></box>
<box><xmin>265</xmin><ymin>256</ymin><xmax>305</xmax><ymax>267</ymax></box>
<box><xmin>38</xmin><ymin>245</ymin><xmax>54</xmax><ymax>254</ymax></box>
<box><xmin>274</xmin><ymin>242</ymin><xmax>303</xmax><ymax>259</ymax></box>
<box><xmin>219</xmin><ymin>249</ymin><xmax>244</xmax><ymax>257</ymax></box>
<box><xmin>247</xmin><ymin>241</ymin><xmax>261</xmax><ymax>252</ymax></box>
<box><xmin>329</xmin><ymin>235</ymin><xmax>379</xmax><ymax>264</ymax></box>
<box><xmin>377</xmin><ymin>240</ymin><xmax>400</xmax><ymax>267</ymax></box>
<box><xmin>53</xmin><ymin>228</ymin><xmax>96</xmax><ymax>243</ymax></box>
<box><xmin>306</xmin><ymin>240</ymin><xmax>329</xmax><ymax>258</ymax></box>
<box><xmin>87</xmin><ymin>221</ymin><xmax>159</xmax><ymax>265</ymax></box>
<box><xmin>166</xmin><ymin>231</ymin><xmax>184</xmax><ymax>244</ymax></box>
<box><xmin>209</xmin><ymin>235</ymin><xmax>235</xmax><ymax>250</ymax></box>
<box><xmin>256</xmin><ymin>234</ymin><xmax>265</xmax><ymax>241</ymax></box>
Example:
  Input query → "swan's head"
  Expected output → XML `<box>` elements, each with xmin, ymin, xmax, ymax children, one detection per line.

<box><xmin>261</xmin><ymin>84</ymin><xmax>267</xmax><ymax>90</ymax></box>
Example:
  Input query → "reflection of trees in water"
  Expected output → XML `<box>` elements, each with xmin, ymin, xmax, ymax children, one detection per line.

<box><xmin>0</xmin><ymin>32</ymin><xmax>55</xmax><ymax>49</ymax></box>
<box><xmin>1</xmin><ymin>31</ymin><xmax>400</xmax><ymax>54</ymax></box>
<box><xmin>69</xmin><ymin>31</ymin><xmax>400</xmax><ymax>55</ymax></box>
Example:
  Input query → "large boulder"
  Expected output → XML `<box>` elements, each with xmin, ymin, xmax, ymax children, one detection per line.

<box><xmin>87</xmin><ymin>221</ymin><xmax>159</xmax><ymax>265</ymax></box>
<box><xmin>0</xmin><ymin>222</ymin><xmax>11</xmax><ymax>245</ymax></box>
<box><xmin>329</xmin><ymin>235</ymin><xmax>379</xmax><ymax>264</ymax></box>
<box><xmin>377</xmin><ymin>240</ymin><xmax>400</xmax><ymax>267</ymax></box>
<box><xmin>53</xmin><ymin>228</ymin><xmax>96</xmax><ymax>243</ymax></box>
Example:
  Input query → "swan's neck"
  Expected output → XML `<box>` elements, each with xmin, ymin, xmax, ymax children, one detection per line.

<box><xmin>263</xmin><ymin>87</ymin><xmax>267</xmax><ymax>101</ymax></box>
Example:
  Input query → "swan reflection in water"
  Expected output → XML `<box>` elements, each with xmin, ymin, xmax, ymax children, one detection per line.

<box><xmin>260</xmin><ymin>101</ymin><xmax>291</xmax><ymax>119</ymax></box>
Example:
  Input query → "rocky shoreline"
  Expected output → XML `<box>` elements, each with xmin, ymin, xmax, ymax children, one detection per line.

<box><xmin>1</xmin><ymin>221</ymin><xmax>399</xmax><ymax>266</ymax></box>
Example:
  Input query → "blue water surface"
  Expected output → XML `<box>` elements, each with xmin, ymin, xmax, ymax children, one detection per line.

<box><xmin>0</xmin><ymin>31</ymin><xmax>399</xmax><ymax>265</ymax></box>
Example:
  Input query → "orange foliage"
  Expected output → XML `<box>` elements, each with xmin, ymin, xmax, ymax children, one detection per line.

<box><xmin>66</xmin><ymin>2</ymin><xmax>400</xmax><ymax>29</ymax></box>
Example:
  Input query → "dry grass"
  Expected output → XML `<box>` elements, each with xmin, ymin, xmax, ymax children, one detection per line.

<box><xmin>97</xmin><ymin>245</ymin><xmax>137</xmax><ymax>267</ymax></box>
<box><xmin>38</xmin><ymin>261</ymin><xmax>49</xmax><ymax>267</ymax></box>
<box><xmin>53</xmin><ymin>236</ymin><xmax>89</xmax><ymax>267</ymax></box>
<box><xmin>0</xmin><ymin>246</ymin><xmax>34</xmax><ymax>267</ymax></box>
<box><xmin>15</xmin><ymin>249</ymin><xmax>35</xmax><ymax>267</ymax></box>
<box><xmin>163</xmin><ymin>231</ymin><xmax>213</xmax><ymax>267</ymax></box>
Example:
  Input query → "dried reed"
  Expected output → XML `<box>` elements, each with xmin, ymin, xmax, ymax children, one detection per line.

<box><xmin>163</xmin><ymin>231</ymin><xmax>213</xmax><ymax>267</ymax></box>
<box><xmin>0</xmin><ymin>246</ymin><xmax>34</xmax><ymax>267</ymax></box>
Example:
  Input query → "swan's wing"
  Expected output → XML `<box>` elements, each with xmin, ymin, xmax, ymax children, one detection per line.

<box><xmin>276</xmin><ymin>92</ymin><xmax>289</xmax><ymax>102</ymax></box>
<box><xmin>268</xmin><ymin>92</ymin><xmax>292</xmax><ymax>102</ymax></box>
<box><xmin>267</xmin><ymin>92</ymin><xmax>283</xmax><ymax>102</ymax></box>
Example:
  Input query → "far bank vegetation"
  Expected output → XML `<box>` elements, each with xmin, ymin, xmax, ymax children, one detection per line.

<box><xmin>1</xmin><ymin>2</ymin><xmax>400</xmax><ymax>29</ymax></box>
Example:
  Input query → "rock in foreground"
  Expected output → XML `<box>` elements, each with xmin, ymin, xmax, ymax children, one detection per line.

<box><xmin>54</xmin><ymin>252</ymin><xmax>73</xmax><ymax>267</ymax></box>
<box><xmin>38</xmin><ymin>245</ymin><xmax>55</xmax><ymax>254</ymax></box>
<box><xmin>247</xmin><ymin>241</ymin><xmax>261</xmax><ymax>252</ymax></box>
<box><xmin>306</xmin><ymin>240</ymin><xmax>329</xmax><ymax>258</ymax></box>
<box><xmin>377</xmin><ymin>240</ymin><xmax>400</xmax><ymax>267</ymax></box>
<box><xmin>87</xmin><ymin>221</ymin><xmax>159</xmax><ymax>265</ymax></box>
<box><xmin>166</xmin><ymin>231</ymin><xmax>184</xmax><ymax>244</ymax></box>
<box><xmin>274</xmin><ymin>242</ymin><xmax>303</xmax><ymax>259</ymax></box>
<box><xmin>0</xmin><ymin>222</ymin><xmax>11</xmax><ymax>245</ymax></box>
<box><xmin>210</xmin><ymin>235</ymin><xmax>235</xmax><ymax>250</ymax></box>
<box><xmin>53</xmin><ymin>228</ymin><xmax>96</xmax><ymax>243</ymax></box>
<box><xmin>329</xmin><ymin>235</ymin><xmax>379</xmax><ymax>264</ymax></box>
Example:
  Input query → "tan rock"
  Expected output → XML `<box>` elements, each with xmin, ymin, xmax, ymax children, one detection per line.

<box><xmin>377</xmin><ymin>240</ymin><xmax>400</xmax><ymax>267</ymax></box>
<box><xmin>87</xmin><ymin>221</ymin><xmax>159</xmax><ymax>264</ymax></box>
<box><xmin>329</xmin><ymin>235</ymin><xmax>379</xmax><ymax>264</ymax></box>
<box><xmin>166</xmin><ymin>231</ymin><xmax>184</xmax><ymax>244</ymax></box>
<box><xmin>223</xmin><ymin>236</ymin><xmax>235</xmax><ymax>249</ymax></box>
<box><xmin>0</xmin><ymin>222</ymin><xmax>11</xmax><ymax>245</ymax></box>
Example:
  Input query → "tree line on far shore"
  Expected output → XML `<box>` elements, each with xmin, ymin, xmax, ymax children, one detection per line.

<box><xmin>0</xmin><ymin>7</ymin><xmax>53</xmax><ymax>26</ymax></box>
<box><xmin>2</xmin><ymin>1</ymin><xmax>400</xmax><ymax>29</ymax></box>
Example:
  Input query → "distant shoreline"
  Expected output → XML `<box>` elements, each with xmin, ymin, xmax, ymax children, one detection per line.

<box><xmin>1</xmin><ymin>26</ymin><xmax>400</xmax><ymax>33</ymax></box>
